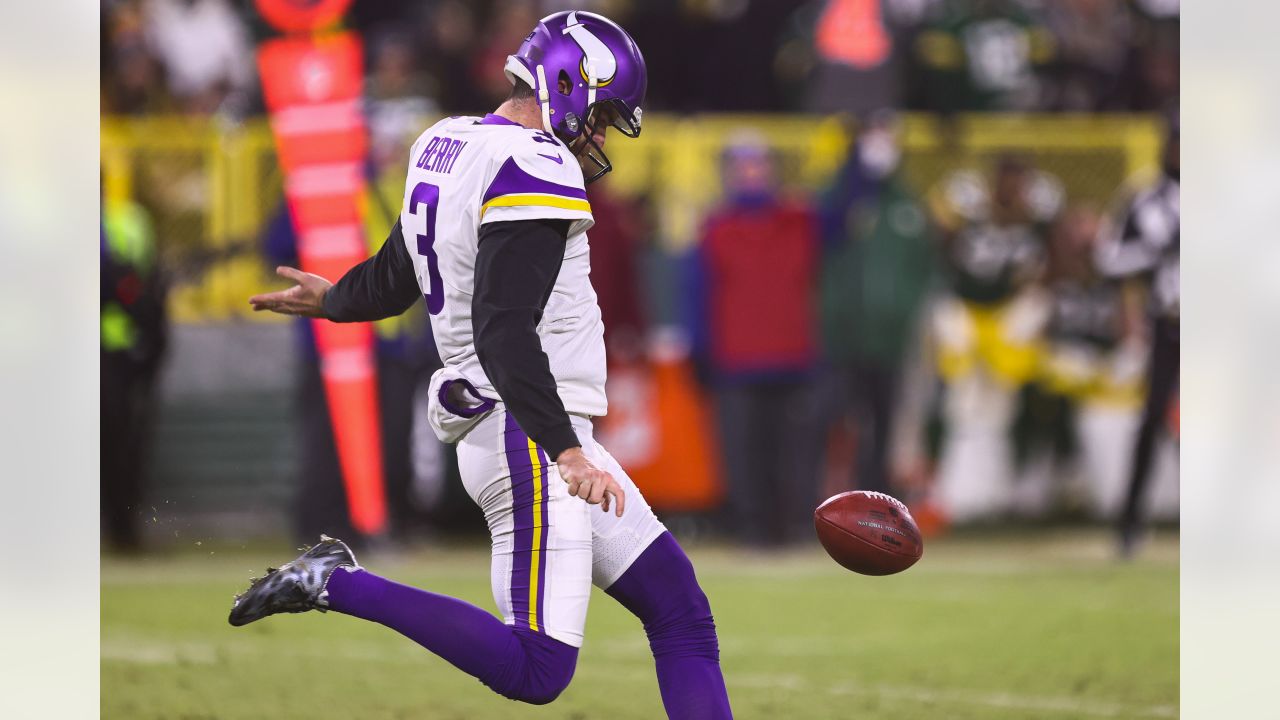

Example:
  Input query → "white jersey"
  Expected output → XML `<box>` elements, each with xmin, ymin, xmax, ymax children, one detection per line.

<box><xmin>399</xmin><ymin>114</ymin><xmax>607</xmax><ymax>417</ymax></box>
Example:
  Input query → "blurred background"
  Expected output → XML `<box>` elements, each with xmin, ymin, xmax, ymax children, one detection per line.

<box><xmin>99</xmin><ymin>0</ymin><xmax>1179</xmax><ymax>554</ymax></box>
<box><xmin>98</xmin><ymin>1</ymin><xmax>1182</xmax><ymax>716</ymax></box>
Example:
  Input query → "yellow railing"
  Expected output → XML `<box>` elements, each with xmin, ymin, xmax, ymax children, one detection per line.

<box><xmin>101</xmin><ymin>113</ymin><xmax>1163</xmax><ymax>323</ymax></box>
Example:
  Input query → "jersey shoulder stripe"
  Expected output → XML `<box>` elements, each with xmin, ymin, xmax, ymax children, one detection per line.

<box><xmin>482</xmin><ymin>194</ymin><xmax>591</xmax><ymax>218</ymax></box>
<box><xmin>480</xmin><ymin>156</ymin><xmax>590</xmax><ymax>218</ymax></box>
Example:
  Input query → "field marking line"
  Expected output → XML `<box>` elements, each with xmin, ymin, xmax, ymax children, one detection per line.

<box><xmin>101</xmin><ymin>640</ymin><xmax>217</xmax><ymax>665</ymax></box>
<box><xmin>731</xmin><ymin>672</ymin><xmax>1176</xmax><ymax>718</ymax></box>
<box><xmin>103</xmin><ymin>638</ymin><xmax>1177</xmax><ymax>719</ymax></box>
<box><xmin>832</xmin><ymin>682</ymin><xmax>1178</xmax><ymax>718</ymax></box>
<box><xmin>101</xmin><ymin>635</ymin><xmax>428</xmax><ymax>667</ymax></box>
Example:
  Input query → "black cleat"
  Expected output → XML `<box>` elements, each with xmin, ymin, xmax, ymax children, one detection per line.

<box><xmin>228</xmin><ymin>535</ymin><xmax>359</xmax><ymax>627</ymax></box>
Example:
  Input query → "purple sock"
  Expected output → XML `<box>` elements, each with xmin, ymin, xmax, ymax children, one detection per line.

<box><xmin>325</xmin><ymin>567</ymin><xmax>577</xmax><ymax>704</ymax></box>
<box><xmin>606</xmin><ymin>532</ymin><xmax>734</xmax><ymax>719</ymax></box>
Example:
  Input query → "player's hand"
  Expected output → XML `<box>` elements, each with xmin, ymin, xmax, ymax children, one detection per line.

<box><xmin>249</xmin><ymin>266</ymin><xmax>332</xmax><ymax>318</ymax></box>
<box><xmin>556</xmin><ymin>447</ymin><xmax>625</xmax><ymax>517</ymax></box>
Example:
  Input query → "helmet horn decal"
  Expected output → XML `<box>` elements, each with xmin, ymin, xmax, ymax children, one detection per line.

<box><xmin>563</xmin><ymin>11</ymin><xmax>617</xmax><ymax>87</ymax></box>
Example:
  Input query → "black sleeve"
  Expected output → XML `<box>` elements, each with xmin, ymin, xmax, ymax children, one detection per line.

<box><xmin>1096</xmin><ymin>197</ymin><xmax>1159</xmax><ymax>279</ymax></box>
<box><xmin>472</xmin><ymin>218</ymin><xmax>580</xmax><ymax>459</ymax></box>
<box><xmin>321</xmin><ymin>219</ymin><xmax>421</xmax><ymax>322</ymax></box>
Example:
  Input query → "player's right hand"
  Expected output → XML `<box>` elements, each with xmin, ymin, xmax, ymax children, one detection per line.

<box><xmin>249</xmin><ymin>266</ymin><xmax>332</xmax><ymax>318</ymax></box>
<box><xmin>556</xmin><ymin>447</ymin><xmax>625</xmax><ymax>517</ymax></box>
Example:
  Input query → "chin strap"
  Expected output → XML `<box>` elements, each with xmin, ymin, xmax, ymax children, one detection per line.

<box><xmin>535</xmin><ymin>64</ymin><xmax>553</xmax><ymax>135</ymax></box>
<box><xmin>586</xmin><ymin>59</ymin><xmax>598</xmax><ymax>112</ymax></box>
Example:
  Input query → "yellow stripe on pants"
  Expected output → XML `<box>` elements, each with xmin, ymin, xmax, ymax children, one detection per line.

<box><xmin>526</xmin><ymin>439</ymin><xmax>544</xmax><ymax>632</ymax></box>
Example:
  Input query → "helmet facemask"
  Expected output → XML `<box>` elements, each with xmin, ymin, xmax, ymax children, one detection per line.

<box><xmin>566</xmin><ymin>94</ymin><xmax>639</xmax><ymax>184</ymax></box>
<box><xmin>551</xmin><ymin>68</ymin><xmax>641</xmax><ymax>184</ymax></box>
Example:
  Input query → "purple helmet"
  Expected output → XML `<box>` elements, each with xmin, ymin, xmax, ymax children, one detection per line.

<box><xmin>504</xmin><ymin>10</ymin><xmax>646</xmax><ymax>181</ymax></box>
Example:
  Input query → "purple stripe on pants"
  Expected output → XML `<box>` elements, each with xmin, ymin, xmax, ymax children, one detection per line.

<box><xmin>504</xmin><ymin>411</ymin><xmax>536</xmax><ymax>631</ymax></box>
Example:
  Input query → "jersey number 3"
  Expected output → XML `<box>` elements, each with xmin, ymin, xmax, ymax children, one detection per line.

<box><xmin>409</xmin><ymin>182</ymin><xmax>445</xmax><ymax>315</ymax></box>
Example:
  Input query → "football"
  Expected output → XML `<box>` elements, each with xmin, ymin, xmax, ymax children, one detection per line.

<box><xmin>814</xmin><ymin>491</ymin><xmax>924</xmax><ymax>576</ymax></box>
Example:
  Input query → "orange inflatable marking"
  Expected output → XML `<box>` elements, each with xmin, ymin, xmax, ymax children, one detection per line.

<box><xmin>258</xmin><ymin>30</ymin><xmax>387</xmax><ymax>536</ymax></box>
<box><xmin>255</xmin><ymin>0</ymin><xmax>352</xmax><ymax>33</ymax></box>
<box><xmin>815</xmin><ymin>0</ymin><xmax>892</xmax><ymax>69</ymax></box>
<box><xmin>598</xmin><ymin>355</ymin><xmax>723</xmax><ymax>512</ymax></box>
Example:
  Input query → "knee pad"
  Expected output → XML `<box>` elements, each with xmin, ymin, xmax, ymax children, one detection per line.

<box><xmin>484</xmin><ymin>629</ymin><xmax>578</xmax><ymax>705</ymax></box>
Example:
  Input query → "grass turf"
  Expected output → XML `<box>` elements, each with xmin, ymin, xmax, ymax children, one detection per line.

<box><xmin>102</xmin><ymin>530</ymin><xmax>1177</xmax><ymax>719</ymax></box>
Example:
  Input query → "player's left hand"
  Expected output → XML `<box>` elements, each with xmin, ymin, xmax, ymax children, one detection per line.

<box><xmin>249</xmin><ymin>266</ymin><xmax>332</xmax><ymax>318</ymax></box>
<box><xmin>556</xmin><ymin>447</ymin><xmax>625</xmax><ymax>517</ymax></box>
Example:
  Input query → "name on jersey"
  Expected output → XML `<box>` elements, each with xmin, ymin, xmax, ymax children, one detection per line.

<box><xmin>416</xmin><ymin>136</ymin><xmax>469</xmax><ymax>175</ymax></box>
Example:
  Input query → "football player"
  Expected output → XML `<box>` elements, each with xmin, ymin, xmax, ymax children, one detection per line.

<box><xmin>924</xmin><ymin>155</ymin><xmax>1062</xmax><ymax>468</ymax></box>
<box><xmin>231</xmin><ymin>12</ymin><xmax>732</xmax><ymax>718</ymax></box>
<box><xmin>1013</xmin><ymin>204</ymin><xmax>1146</xmax><ymax>496</ymax></box>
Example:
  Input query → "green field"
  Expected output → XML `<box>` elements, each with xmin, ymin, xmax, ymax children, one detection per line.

<box><xmin>102</xmin><ymin>530</ymin><xmax>1178</xmax><ymax>719</ymax></box>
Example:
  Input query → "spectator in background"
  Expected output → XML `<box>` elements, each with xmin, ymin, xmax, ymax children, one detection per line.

<box><xmin>101</xmin><ymin>198</ymin><xmax>169</xmax><ymax>552</ymax></box>
<box><xmin>803</xmin><ymin>0</ymin><xmax>932</xmax><ymax>114</ymax></box>
<box><xmin>1120</xmin><ymin>0</ymin><xmax>1180</xmax><ymax>111</ymax></box>
<box><xmin>1097</xmin><ymin>111</ymin><xmax>1179</xmax><ymax>557</ymax></box>
<box><xmin>587</xmin><ymin>179</ymin><xmax>649</xmax><ymax>363</ymax></box>
<box><xmin>141</xmin><ymin>0</ymin><xmax>254</xmax><ymax>114</ymax></box>
<box><xmin>819</xmin><ymin>114</ymin><xmax>934</xmax><ymax>495</ymax></box>
<box><xmin>687</xmin><ymin>133</ymin><xmax>823</xmax><ymax>547</ymax></box>
<box><xmin>103</xmin><ymin>1</ymin><xmax>174</xmax><ymax>115</ymax></box>
<box><xmin>366</xmin><ymin>30</ymin><xmax>439</xmax><ymax>170</ymax></box>
<box><xmin>1043</xmin><ymin>0</ymin><xmax>1132</xmax><ymax>111</ymax></box>
<box><xmin>911</xmin><ymin>0</ymin><xmax>1056</xmax><ymax>112</ymax></box>
<box><xmin>471</xmin><ymin>0</ymin><xmax>540</xmax><ymax>108</ymax></box>
<box><xmin>627</xmin><ymin>0</ymin><xmax>808</xmax><ymax>112</ymax></box>
<box><xmin>418</xmin><ymin>0</ymin><xmax>489</xmax><ymax>114</ymax></box>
